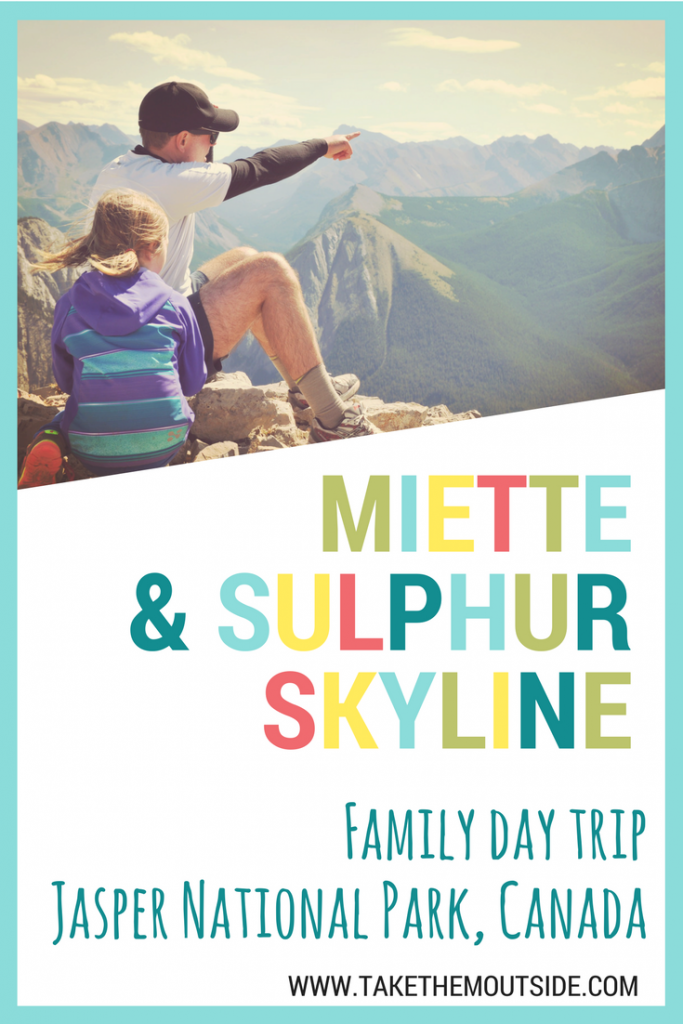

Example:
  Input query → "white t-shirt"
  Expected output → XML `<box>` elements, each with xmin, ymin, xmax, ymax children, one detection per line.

<box><xmin>90</xmin><ymin>150</ymin><xmax>233</xmax><ymax>295</ymax></box>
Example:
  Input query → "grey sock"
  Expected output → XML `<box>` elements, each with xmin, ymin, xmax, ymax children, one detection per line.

<box><xmin>269</xmin><ymin>354</ymin><xmax>298</xmax><ymax>392</ymax></box>
<box><xmin>297</xmin><ymin>364</ymin><xmax>346</xmax><ymax>428</ymax></box>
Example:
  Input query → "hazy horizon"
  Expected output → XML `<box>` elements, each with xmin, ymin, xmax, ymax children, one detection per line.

<box><xmin>19</xmin><ymin>19</ymin><xmax>664</xmax><ymax>160</ymax></box>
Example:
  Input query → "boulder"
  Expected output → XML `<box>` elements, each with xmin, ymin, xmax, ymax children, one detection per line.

<box><xmin>246</xmin><ymin>423</ymin><xmax>310</xmax><ymax>453</ymax></box>
<box><xmin>257</xmin><ymin>380</ymin><xmax>290</xmax><ymax>401</ymax></box>
<box><xmin>189</xmin><ymin>372</ymin><xmax>296</xmax><ymax>443</ymax></box>
<box><xmin>16</xmin><ymin>369</ymin><xmax>482</xmax><ymax>487</ymax></box>
<box><xmin>194</xmin><ymin>441</ymin><xmax>239</xmax><ymax>462</ymax></box>
<box><xmin>18</xmin><ymin>219</ymin><xmax>81</xmax><ymax>393</ymax></box>
<box><xmin>360</xmin><ymin>397</ymin><xmax>480</xmax><ymax>431</ymax></box>
<box><xmin>423</xmin><ymin>405</ymin><xmax>482</xmax><ymax>426</ymax></box>
<box><xmin>362</xmin><ymin>398</ymin><xmax>428</xmax><ymax>431</ymax></box>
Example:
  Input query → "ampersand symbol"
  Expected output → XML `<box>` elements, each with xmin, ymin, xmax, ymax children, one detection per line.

<box><xmin>130</xmin><ymin>573</ymin><xmax>188</xmax><ymax>651</ymax></box>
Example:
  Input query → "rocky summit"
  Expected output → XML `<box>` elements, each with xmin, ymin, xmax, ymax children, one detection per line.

<box><xmin>18</xmin><ymin>218</ymin><xmax>81</xmax><ymax>393</ymax></box>
<box><xmin>17</xmin><ymin>373</ymin><xmax>481</xmax><ymax>483</ymax></box>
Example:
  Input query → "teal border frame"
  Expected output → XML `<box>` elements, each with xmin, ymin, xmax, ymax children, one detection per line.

<box><xmin>4</xmin><ymin>2</ymin><xmax>678</xmax><ymax>1019</ymax></box>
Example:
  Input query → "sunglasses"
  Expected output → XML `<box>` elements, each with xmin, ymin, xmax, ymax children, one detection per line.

<box><xmin>188</xmin><ymin>129</ymin><xmax>219</xmax><ymax>145</ymax></box>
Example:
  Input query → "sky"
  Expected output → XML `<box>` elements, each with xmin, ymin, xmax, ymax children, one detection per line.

<box><xmin>18</xmin><ymin>19</ymin><xmax>664</xmax><ymax>158</ymax></box>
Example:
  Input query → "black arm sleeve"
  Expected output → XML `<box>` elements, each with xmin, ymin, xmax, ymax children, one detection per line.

<box><xmin>224</xmin><ymin>139</ymin><xmax>328</xmax><ymax>200</ymax></box>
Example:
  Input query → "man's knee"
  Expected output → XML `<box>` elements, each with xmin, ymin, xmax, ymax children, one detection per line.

<box><xmin>252</xmin><ymin>250</ymin><xmax>299</xmax><ymax>287</ymax></box>
<box><xmin>200</xmin><ymin>245</ymin><xmax>259</xmax><ymax>278</ymax></box>
<box><xmin>206</xmin><ymin>249</ymin><xmax>300</xmax><ymax>308</ymax></box>
<box><xmin>233</xmin><ymin>245</ymin><xmax>259</xmax><ymax>260</ymax></box>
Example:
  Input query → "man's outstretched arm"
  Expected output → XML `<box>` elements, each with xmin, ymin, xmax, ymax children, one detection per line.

<box><xmin>224</xmin><ymin>132</ymin><xmax>360</xmax><ymax>200</ymax></box>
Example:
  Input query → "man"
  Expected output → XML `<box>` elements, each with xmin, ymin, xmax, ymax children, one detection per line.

<box><xmin>90</xmin><ymin>81</ymin><xmax>379</xmax><ymax>442</ymax></box>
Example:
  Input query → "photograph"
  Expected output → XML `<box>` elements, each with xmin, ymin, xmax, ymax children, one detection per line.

<box><xmin>10</xmin><ymin>7</ymin><xmax>674</xmax><ymax>1017</ymax></box>
<box><xmin>17</xmin><ymin>17</ymin><xmax>664</xmax><ymax>484</ymax></box>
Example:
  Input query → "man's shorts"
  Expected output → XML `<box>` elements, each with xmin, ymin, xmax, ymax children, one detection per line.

<box><xmin>188</xmin><ymin>269</ymin><xmax>223</xmax><ymax>374</ymax></box>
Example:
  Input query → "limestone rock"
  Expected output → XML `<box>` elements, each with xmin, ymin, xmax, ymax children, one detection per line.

<box><xmin>290</xmin><ymin>390</ymin><xmax>481</xmax><ymax>433</ymax></box>
<box><xmin>361</xmin><ymin>398</ymin><xmax>429</xmax><ymax>431</ymax></box>
<box><xmin>18</xmin><ymin>218</ymin><xmax>81</xmax><ymax>392</ymax></box>
<box><xmin>261</xmin><ymin>423</ymin><xmax>310</xmax><ymax>446</ymax></box>
<box><xmin>194</xmin><ymin>441</ymin><xmax>239</xmax><ymax>462</ymax></box>
<box><xmin>17</xmin><ymin>367</ymin><xmax>482</xmax><ymax>487</ymax></box>
<box><xmin>360</xmin><ymin>396</ymin><xmax>480</xmax><ymax>431</ymax></box>
<box><xmin>169</xmin><ymin>440</ymin><xmax>197</xmax><ymax>467</ymax></box>
<box><xmin>189</xmin><ymin>372</ymin><xmax>296</xmax><ymax>443</ymax></box>
<box><xmin>245</xmin><ymin>422</ymin><xmax>309</xmax><ymax>454</ymax></box>
<box><xmin>32</xmin><ymin>383</ymin><xmax>64</xmax><ymax>400</ymax></box>
<box><xmin>190</xmin><ymin>439</ymin><xmax>209</xmax><ymax>460</ymax></box>
<box><xmin>257</xmin><ymin>380</ymin><xmax>290</xmax><ymax>401</ymax></box>
<box><xmin>423</xmin><ymin>405</ymin><xmax>482</xmax><ymax>425</ymax></box>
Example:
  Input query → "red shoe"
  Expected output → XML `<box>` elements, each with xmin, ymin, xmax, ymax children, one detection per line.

<box><xmin>18</xmin><ymin>430</ymin><xmax>68</xmax><ymax>489</ymax></box>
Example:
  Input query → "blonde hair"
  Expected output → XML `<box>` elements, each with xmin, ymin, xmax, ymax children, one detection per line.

<box><xmin>31</xmin><ymin>189</ymin><xmax>169</xmax><ymax>278</ymax></box>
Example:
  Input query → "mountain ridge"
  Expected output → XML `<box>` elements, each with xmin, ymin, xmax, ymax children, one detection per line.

<box><xmin>16</xmin><ymin>120</ymin><xmax>664</xmax><ymax>418</ymax></box>
<box><xmin>224</xmin><ymin>173</ymin><xmax>662</xmax><ymax>416</ymax></box>
<box><xmin>519</xmin><ymin>134</ymin><xmax>664</xmax><ymax>201</ymax></box>
<box><xmin>16</xmin><ymin>117</ymin><xmax>641</xmax><ymax>257</ymax></box>
<box><xmin>217</xmin><ymin>126</ymin><xmax>622</xmax><ymax>252</ymax></box>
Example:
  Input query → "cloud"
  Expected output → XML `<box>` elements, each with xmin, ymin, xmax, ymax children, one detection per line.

<box><xmin>437</xmin><ymin>80</ymin><xmax>465</xmax><ymax>93</ymax></box>
<box><xmin>209</xmin><ymin>84</ymin><xmax>310</xmax><ymax>104</ymax></box>
<box><xmin>379</xmin><ymin>81</ymin><xmax>408</xmax><ymax>93</ymax></box>
<box><xmin>603</xmin><ymin>102</ymin><xmax>639</xmax><ymax>114</ymax></box>
<box><xmin>109</xmin><ymin>31</ymin><xmax>260</xmax><ymax>82</ymax></box>
<box><xmin>577</xmin><ymin>77</ymin><xmax>664</xmax><ymax>103</ymax></box>
<box><xmin>576</xmin><ymin>87</ymin><xmax>618</xmax><ymax>101</ymax></box>
<box><xmin>522</xmin><ymin>102</ymin><xmax>562</xmax><ymax>114</ymax></box>
<box><xmin>646</xmin><ymin>62</ymin><xmax>665</xmax><ymax>73</ymax></box>
<box><xmin>626</xmin><ymin>118</ymin><xmax>663</xmax><ymax>128</ymax></box>
<box><xmin>238</xmin><ymin>114</ymin><xmax>303</xmax><ymax>129</ymax></box>
<box><xmin>17</xmin><ymin>72</ymin><xmax>318</xmax><ymax>144</ymax></box>
<box><xmin>620</xmin><ymin>76</ymin><xmax>664</xmax><ymax>98</ymax></box>
<box><xmin>570</xmin><ymin>105</ymin><xmax>600</xmax><ymax>119</ymax></box>
<box><xmin>388</xmin><ymin>27</ymin><xmax>519</xmax><ymax>53</ymax></box>
<box><xmin>18</xmin><ymin>74</ymin><xmax>145</xmax><ymax>133</ymax></box>
<box><xmin>206</xmin><ymin>82</ymin><xmax>319</xmax><ymax>123</ymax></box>
<box><xmin>438</xmin><ymin>78</ymin><xmax>563</xmax><ymax>98</ymax></box>
<box><xmin>204</xmin><ymin>81</ymin><xmax>320</xmax><ymax>146</ymax></box>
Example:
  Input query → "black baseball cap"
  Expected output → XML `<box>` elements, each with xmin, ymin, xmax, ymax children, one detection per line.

<box><xmin>138</xmin><ymin>81</ymin><xmax>239</xmax><ymax>134</ymax></box>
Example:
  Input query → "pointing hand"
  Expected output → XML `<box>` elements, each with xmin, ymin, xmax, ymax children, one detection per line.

<box><xmin>324</xmin><ymin>132</ymin><xmax>361</xmax><ymax>161</ymax></box>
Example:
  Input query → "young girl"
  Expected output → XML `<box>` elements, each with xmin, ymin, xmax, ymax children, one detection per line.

<box><xmin>19</xmin><ymin>189</ymin><xmax>207</xmax><ymax>487</ymax></box>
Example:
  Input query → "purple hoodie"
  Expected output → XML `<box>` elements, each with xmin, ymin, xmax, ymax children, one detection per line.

<box><xmin>51</xmin><ymin>268</ymin><xmax>207</xmax><ymax>474</ymax></box>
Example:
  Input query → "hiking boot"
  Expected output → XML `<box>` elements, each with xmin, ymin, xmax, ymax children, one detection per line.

<box><xmin>18</xmin><ymin>429</ymin><xmax>68</xmax><ymax>489</ymax></box>
<box><xmin>288</xmin><ymin>373</ymin><xmax>360</xmax><ymax>414</ymax></box>
<box><xmin>310</xmin><ymin>404</ymin><xmax>381</xmax><ymax>442</ymax></box>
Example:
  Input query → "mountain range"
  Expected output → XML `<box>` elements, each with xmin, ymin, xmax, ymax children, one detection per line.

<box><xmin>17</xmin><ymin>119</ymin><xmax>621</xmax><ymax>255</ymax></box>
<box><xmin>16</xmin><ymin>118</ymin><xmax>664</xmax><ymax>418</ymax></box>
<box><xmin>226</xmin><ymin>135</ymin><xmax>664</xmax><ymax>416</ymax></box>
<box><xmin>18</xmin><ymin>121</ymin><xmax>135</xmax><ymax>225</ymax></box>
<box><xmin>218</xmin><ymin>126</ymin><xmax>619</xmax><ymax>253</ymax></box>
